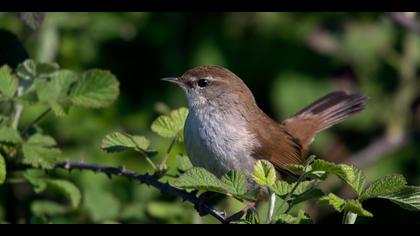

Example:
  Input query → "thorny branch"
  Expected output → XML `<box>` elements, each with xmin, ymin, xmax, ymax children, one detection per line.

<box><xmin>54</xmin><ymin>161</ymin><xmax>231</xmax><ymax>224</ymax></box>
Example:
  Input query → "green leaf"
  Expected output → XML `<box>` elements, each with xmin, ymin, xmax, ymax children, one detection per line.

<box><xmin>221</xmin><ymin>170</ymin><xmax>248</xmax><ymax>196</ymax></box>
<box><xmin>169</xmin><ymin>108</ymin><xmax>189</xmax><ymax>135</ymax></box>
<box><xmin>291</xmin><ymin>188</ymin><xmax>325</xmax><ymax>205</ymax></box>
<box><xmin>84</xmin><ymin>191</ymin><xmax>121</xmax><ymax>222</ymax></box>
<box><xmin>243</xmin><ymin>209</ymin><xmax>259</xmax><ymax>224</ymax></box>
<box><xmin>147</xmin><ymin>201</ymin><xmax>186</xmax><ymax>220</ymax></box>
<box><xmin>31</xmin><ymin>200</ymin><xmax>69</xmax><ymax>217</ymax></box>
<box><xmin>312</xmin><ymin>160</ymin><xmax>365</xmax><ymax>196</ymax></box>
<box><xmin>23</xmin><ymin>170</ymin><xmax>47</xmax><ymax>193</ymax></box>
<box><xmin>0</xmin><ymin>126</ymin><xmax>22</xmax><ymax>143</ymax></box>
<box><xmin>287</xmin><ymin>164</ymin><xmax>305</xmax><ymax>172</ymax></box>
<box><xmin>120</xmin><ymin>203</ymin><xmax>146</xmax><ymax>221</ymax></box>
<box><xmin>46</xmin><ymin>180</ymin><xmax>81</xmax><ymax>208</ymax></box>
<box><xmin>101</xmin><ymin>132</ymin><xmax>151</xmax><ymax>154</ymax></box>
<box><xmin>274</xmin><ymin>210</ymin><xmax>311</xmax><ymax>224</ymax></box>
<box><xmin>0</xmin><ymin>65</ymin><xmax>18</xmax><ymax>97</ymax></box>
<box><xmin>320</xmin><ymin>194</ymin><xmax>373</xmax><ymax>217</ymax></box>
<box><xmin>292</xmin><ymin>180</ymin><xmax>317</xmax><ymax>195</ymax></box>
<box><xmin>16</xmin><ymin>59</ymin><xmax>36</xmax><ymax>81</ymax></box>
<box><xmin>36</xmin><ymin>70</ymin><xmax>78</xmax><ymax>103</ymax></box>
<box><xmin>21</xmin><ymin>143</ymin><xmax>61</xmax><ymax>169</ymax></box>
<box><xmin>344</xmin><ymin>200</ymin><xmax>373</xmax><ymax>217</ymax></box>
<box><xmin>0</xmin><ymin>154</ymin><xmax>6</xmax><ymax>185</ymax></box>
<box><xmin>36</xmin><ymin>62</ymin><xmax>60</xmax><ymax>77</ymax></box>
<box><xmin>49</xmin><ymin>101</ymin><xmax>69</xmax><ymax>117</ymax></box>
<box><xmin>319</xmin><ymin>193</ymin><xmax>346</xmax><ymax>212</ymax></box>
<box><xmin>151</xmin><ymin>107</ymin><xmax>188</xmax><ymax>141</ymax></box>
<box><xmin>377</xmin><ymin>186</ymin><xmax>420</xmax><ymax>211</ymax></box>
<box><xmin>171</xmin><ymin>167</ymin><xmax>226</xmax><ymax>194</ymax></box>
<box><xmin>288</xmin><ymin>163</ymin><xmax>328</xmax><ymax>180</ymax></box>
<box><xmin>271</xmin><ymin>180</ymin><xmax>290</xmax><ymax>196</ymax></box>
<box><xmin>17</xmin><ymin>12</ymin><xmax>46</xmax><ymax>30</ymax></box>
<box><xmin>361</xmin><ymin>174</ymin><xmax>407</xmax><ymax>200</ymax></box>
<box><xmin>251</xmin><ymin>160</ymin><xmax>276</xmax><ymax>187</ymax></box>
<box><xmin>70</xmin><ymin>69</ymin><xmax>119</xmax><ymax>108</ymax></box>
<box><xmin>27</xmin><ymin>134</ymin><xmax>57</xmax><ymax>146</ymax></box>
<box><xmin>175</xmin><ymin>154</ymin><xmax>193</xmax><ymax>172</ymax></box>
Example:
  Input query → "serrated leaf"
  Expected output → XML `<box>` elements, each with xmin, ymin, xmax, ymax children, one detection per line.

<box><xmin>345</xmin><ymin>200</ymin><xmax>373</xmax><ymax>217</ymax></box>
<box><xmin>49</xmin><ymin>101</ymin><xmax>69</xmax><ymax>117</ymax></box>
<box><xmin>21</xmin><ymin>143</ymin><xmax>61</xmax><ymax>169</ymax></box>
<box><xmin>175</xmin><ymin>154</ymin><xmax>193</xmax><ymax>172</ymax></box>
<box><xmin>171</xmin><ymin>167</ymin><xmax>226</xmax><ymax>194</ymax></box>
<box><xmin>17</xmin><ymin>12</ymin><xmax>46</xmax><ymax>30</ymax></box>
<box><xmin>85</xmin><ymin>190</ymin><xmax>121</xmax><ymax>222</ymax></box>
<box><xmin>31</xmin><ymin>200</ymin><xmax>69</xmax><ymax>216</ymax></box>
<box><xmin>243</xmin><ymin>209</ymin><xmax>259</xmax><ymax>224</ymax></box>
<box><xmin>23</xmin><ymin>170</ymin><xmax>47</xmax><ymax>193</ymax></box>
<box><xmin>274</xmin><ymin>210</ymin><xmax>311</xmax><ymax>224</ymax></box>
<box><xmin>312</xmin><ymin>160</ymin><xmax>365</xmax><ymax>196</ymax></box>
<box><xmin>0</xmin><ymin>154</ymin><xmax>6</xmax><ymax>185</ymax></box>
<box><xmin>287</xmin><ymin>164</ymin><xmax>305</xmax><ymax>173</ymax></box>
<box><xmin>292</xmin><ymin>180</ymin><xmax>317</xmax><ymax>195</ymax></box>
<box><xmin>36</xmin><ymin>70</ymin><xmax>78</xmax><ymax>103</ymax></box>
<box><xmin>377</xmin><ymin>186</ymin><xmax>420</xmax><ymax>211</ymax></box>
<box><xmin>221</xmin><ymin>170</ymin><xmax>248</xmax><ymax>196</ymax></box>
<box><xmin>16</xmin><ymin>59</ymin><xmax>36</xmax><ymax>81</ymax></box>
<box><xmin>0</xmin><ymin>65</ymin><xmax>18</xmax><ymax>97</ymax></box>
<box><xmin>101</xmin><ymin>132</ymin><xmax>151</xmax><ymax>154</ymax></box>
<box><xmin>319</xmin><ymin>193</ymin><xmax>346</xmax><ymax>212</ymax></box>
<box><xmin>361</xmin><ymin>174</ymin><xmax>407</xmax><ymax>200</ymax></box>
<box><xmin>36</xmin><ymin>62</ymin><xmax>59</xmax><ymax>77</ymax></box>
<box><xmin>288</xmin><ymin>163</ymin><xmax>327</xmax><ymax>179</ymax></box>
<box><xmin>0</xmin><ymin>126</ymin><xmax>22</xmax><ymax>143</ymax></box>
<box><xmin>169</xmin><ymin>108</ymin><xmax>188</xmax><ymax>136</ymax></box>
<box><xmin>271</xmin><ymin>180</ymin><xmax>290</xmax><ymax>196</ymax></box>
<box><xmin>46</xmin><ymin>180</ymin><xmax>81</xmax><ymax>208</ymax></box>
<box><xmin>251</xmin><ymin>160</ymin><xmax>276</xmax><ymax>187</ymax></box>
<box><xmin>70</xmin><ymin>69</ymin><xmax>119</xmax><ymax>108</ymax></box>
<box><xmin>151</xmin><ymin>107</ymin><xmax>188</xmax><ymax>141</ymax></box>
<box><xmin>27</xmin><ymin>134</ymin><xmax>57</xmax><ymax>146</ymax></box>
<box><xmin>291</xmin><ymin>188</ymin><xmax>325</xmax><ymax>205</ymax></box>
<box><xmin>320</xmin><ymin>194</ymin><xmax>373</xmax><ymax>217</ymax></box>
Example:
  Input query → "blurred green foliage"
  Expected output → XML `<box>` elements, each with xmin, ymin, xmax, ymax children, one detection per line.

<box><xmin>0</xmin><ymin>12</ymin><xmax>419</xmax><ymax>223</ymax></box>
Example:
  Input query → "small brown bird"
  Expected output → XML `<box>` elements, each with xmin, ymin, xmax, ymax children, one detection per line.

<box><xmin>163</xmin><ymin>65</ymin><xmax>367</xmax><ymax>187</ymax></box>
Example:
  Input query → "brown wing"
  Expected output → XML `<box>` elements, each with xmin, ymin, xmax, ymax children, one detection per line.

<box><xmin>250</xmin><ymin>112</ymin><xmax>305</xmax><ymax>174</ymax></box>
<box><xmin>282</xmin><ymin>91</ymin><xmax>367</xmax><ymax>150</ymax></box>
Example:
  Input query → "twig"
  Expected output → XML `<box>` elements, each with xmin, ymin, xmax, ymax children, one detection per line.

<box><xmin>266</xmin><ymin>189</ymin><xmax>276</xmax><ymax>223</ymax></box>
<box><xmin>22</xmin><ymin>108</ymin><xmax>51</xmax><ymax>135</ymax></box>
<box><xmin>159</xmin><ymin>132</ymin><xmax>179</xmax><ymax>171</ymax></box>
<box><xmin>344</xmin><ymin>133</ymin><xmax>410</xmax><ymax>167</ymax></box>
<box><xmin>342</xmin><ymin>210</ymin><xmax>358</xmax><ymax>224</ymax></box>
<box><xmin>273</xmin><ymin>162</ymin><xmax>313</xmax><ymax>216</ymax></box>
<box><xmin>11</xmin><ymin>86</ymin><xmax>24</xmax><ymax>129</ymax></box>
<box><xmin>54</xmin><ymin>161</ymin><xmax>229</xmax><ymax>224</ymax></box>
<box><xmin>125</xmin><ymin>134</ymin><xmax>158</xmax><ymax>171</ymax></box>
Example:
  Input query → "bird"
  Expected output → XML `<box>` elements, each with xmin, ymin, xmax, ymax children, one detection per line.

<box><xmin>162</xmin><ymin>65</ymin><xmax>367</xmax><ymax>189</ymax></box>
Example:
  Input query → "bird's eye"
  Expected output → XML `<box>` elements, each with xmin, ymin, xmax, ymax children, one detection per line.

<box><xmin>197</xmin><ymin>79</ymin><xmax>209</xmax><ymax>88</ymax></box>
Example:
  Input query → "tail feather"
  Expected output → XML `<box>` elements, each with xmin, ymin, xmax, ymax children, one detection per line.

<box><xmin>283</xmin><ymin>91</ymin><xmax>367</xmax><ymax>149</ymax></box>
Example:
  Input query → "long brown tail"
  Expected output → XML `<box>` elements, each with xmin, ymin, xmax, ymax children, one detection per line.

<box><xmin>282</xmin><ymin>91</ymin><xmax>367</xmax><ymax>149</ymax></box>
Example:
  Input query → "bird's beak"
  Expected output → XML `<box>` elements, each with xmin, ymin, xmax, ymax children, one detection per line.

<box><xmin>161</xmin><ymin>77</ymin><xmax>183</xmax><ymax>86</ymax></box>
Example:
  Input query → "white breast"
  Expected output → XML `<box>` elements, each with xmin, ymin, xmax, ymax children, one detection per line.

<box><xmin>184</xmin><ymin>105</ymin><xmax>259</xmax><ymax>177</ymax></box>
